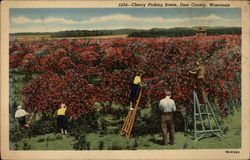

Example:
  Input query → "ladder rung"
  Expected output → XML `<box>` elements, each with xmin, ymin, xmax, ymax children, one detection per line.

<box><xmin>195</xmin><ymin>129</ymin><xmax>221</xmax><ymax>133</ymax></box>
<box><xmin>203</xmin><ymin>121</ymin><xmax>210</xmax><ymax>123</ymax></box>
<box><xmin>197</xmin><ymin>121</ymin><xmax>210</xmax><ymax>123</ymax></box>
<box><xmin>120</xmin><ymin>129</ymin><xmax>129</xmax><ymax>133</ymax></box>
<box><xmin>195</xmin><ymin>113</ymin><xmax>211</xmax><ymax>116</ymax></box>
<box><xmin>196</xmin><ymin>121</ymin><xmax>210</xmax><ymax>124</ymax></box>
<box><xmin>120</xmin><ymin>89</ymin><xmax>143</xmax><ymax>139</ymax></box>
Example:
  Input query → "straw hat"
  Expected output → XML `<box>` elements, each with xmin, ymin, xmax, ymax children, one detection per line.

<box><xmin>138</xmin><ymin>70</ymin><xmax>145</xmax><ymax>75</ymax></box>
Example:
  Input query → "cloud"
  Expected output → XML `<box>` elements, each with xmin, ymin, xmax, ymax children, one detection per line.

<box><xmin>83</xmin><ymin>14</ymin><xmax>169</xmax><ymax>23</ymax></box>
<box><xmin>192</xmin><ymin>14</ymin><xmax>224</xmax><ymax>21</ymax></box>
<box><xmin>84</xmin><ymin>14</ymin><xmax>227</xmax><ymax>24</ymax></box>
<box><xmin>10</xmin><ymin>26</ymin><xmax>69</xmax><ymax>33</ymax></box>
<box><xmin>11</xmin><ymin>16</ymin><xmax>33</xmax><ymax>23</ymax></box>
<box><xmin>11</xmin><ymin>16</ymin><xmax>77</xmax><ymax>24</ymax></box>
<box><xmin>10</xmin><ymin>14</ymin><xmax>240</xmax><ymax>33</ymax></box>
<box><xmin>11</xmin><ymin>14</ymin><xmax>228</xmax><ymax>25</ymax></box>
<box><xmin>10</xmin><ymin>20</ymin><xmax>241</xmax><ymax>33</ymax></box>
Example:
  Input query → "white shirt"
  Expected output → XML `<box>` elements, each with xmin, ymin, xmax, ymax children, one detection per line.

<box><xmin>15</xmin><ymin>109</ymin><xmax>28</xmax><ymax>118</ymax></box>
<box><xmin>159</xmin><ymin>96</ymin><xmax>176</xmax><ymax>113</ymax></box>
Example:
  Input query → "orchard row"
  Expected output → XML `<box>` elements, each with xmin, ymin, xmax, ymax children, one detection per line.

<box><xmin>9</xmin><ymin>35</ymin><xmax>241</xmax><ymax>118</ymax></box>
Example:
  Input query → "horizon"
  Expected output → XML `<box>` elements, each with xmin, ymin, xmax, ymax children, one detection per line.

<box><xmin>9</xmin><ymin>26</ymin><xmax>241</xmax><ymax>34</ymax></box>
<box><xmin>10</xmin><ymin>8</ymin><xmax>241</xmax><ymax>33</ymax></box>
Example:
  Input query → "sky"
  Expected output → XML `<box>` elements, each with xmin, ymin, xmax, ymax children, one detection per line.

<box><xmin>9</xmin><ymin>8</ymin><xmax>241</xmax><ymax>33</ymax></box>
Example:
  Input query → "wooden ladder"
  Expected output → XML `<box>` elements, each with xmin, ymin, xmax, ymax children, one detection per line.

<box><xmin>26</xmin><ymin>112</ymin><xmax>37</xmax><ymax>125</ymax></box>
<box><xmin>120</xmin><ymin>88</ymin><xmax>143</xmax><ymax>139</ymax></box>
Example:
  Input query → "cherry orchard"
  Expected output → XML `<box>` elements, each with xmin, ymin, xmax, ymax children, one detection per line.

<box><xmin>9</xmin><ymin>35</ymin><xmax>241</xmax><ymax>118</ymax></box>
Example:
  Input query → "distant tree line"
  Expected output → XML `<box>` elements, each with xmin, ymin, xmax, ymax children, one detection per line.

<box><xmin>129</xmin><ymin>27</ymin><xmax>196</xmax><ymax>37</ymax></box>
<box><xmin>10</xmin><ymin>27</ymin><xmax>241</xmax><ymax>38</ymax></box>
<box><xmin>10</xmin><ymin>32</ymin><xmax>52</xmax><ymax>36</ymax></box>
<box><xmin>128</xmin><ymin>27</ymin><xmax>241</xmax><ymax>37</ymax></box>
<box><xmin>51</xmin><ymin>30</ymin><xmax>113</xmax><ymax>37</ymax></box>
<box><xmin>207</xmin><ymin>27</ymin><xmax>241</xmax><ymax>35</ymax></box>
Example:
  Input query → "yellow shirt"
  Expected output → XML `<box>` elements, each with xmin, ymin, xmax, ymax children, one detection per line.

<box><xmin>133</xmin><ymin>76</ymin><xmax>141</xmax><ymax>84</ymax></box>
<box><xmin>57</xmin><ymin>108</ymin><xmax>66</xmax><ymax>115</ymax></box>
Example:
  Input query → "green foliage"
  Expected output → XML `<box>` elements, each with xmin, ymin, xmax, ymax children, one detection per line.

<box><xmin>46</xmin><ymin>135</ymin><xmax>57</xmax><ymax>141</ymax></box>
<box><xmin>37</xmin><ymin>138</ymin><xmax>45</xmax><ymax>142</ymax></box>
<box><xmin>110</xmin><ymin>143</ymin><xmax>122</xmax><ymax>150</ymax></box>
<box><xmin>14</xmin><ymin>143</ymin><xmax>20</xmax><ymax>149</ymax></box>
<box><xmin>98</xmin><ymin>141</ymin><xmax>104</xmax><ymax>150</ymax></box>
<box><xmin>51</xmin><ymin>30</ymin><xmax>113</xmax><ymax>37</ymax></box>
<box><xmin>29</xmin><ymin>112</ymin><xmax>58</xmax><ymax>135</ymax></box>
<box><xmin>13</xmin><ymin>29</ymin><xmax>145</xmax><ymax>37</ymax></box>
<box><xmin>69</xmin><ymin>109</ymin><xmax>100</xmax><ymax>135</ymax></box>
<box><xmin>207</xmin><ymin>27</ymin><xmax>241</xmax><ymax>35</ymax></box>
<box><xmin>10</xmin><ymin>32</ymin><xmax>53</xmax><ymax>36</ymax></box>
<box><xmin>9</xmin><ymin>123</ymin><xmax>29</xmax><ymax>143</ymax></box>
<box><xmin>129</xmin><ymin>27</ymin><xmax>196</xmax><ymax>37</ymax></box>
<box><xmin>11</xmin><ymin>27</ymin><xmax>241</xmax><ymax>38</ymax></box>
<box><xmin>9</xmin><ymin>111</ymin><xmax>57</xmax><ymax>148</ymax></box>
<box><xmin>73</xmin><ymin>134</ymin><xmax>90</xmax><ymax>150</ymax></box>
<box><xmin>183</xmin><ymin>142</ymin><xmax>188</xmax><ymax>149</ymax></box>
<box><xmin>11</xmin><ymin>71</ymin><xmax>35</xmax><ymax>107</ymax></box>
<box><xmin>132</xmin><ymin>139</ymin><xmax>138</xmax><ymax>150</ymax></box>
<box><xmin>70</xmin><ymin>108</ymin><xmax>108</xmax><ymax>149</ymax></box>
<box><xmin>112</xmin><ymin>102</ymin><xmax>186</xmax><ymax>137</ymax></box>
<box><xmin>22</xmin><ymin>142</ymin><xmax>31</xmax><ymax>150</ymax></box>
<box><xmin>12</xmin><ymin>133</ymin><xmax>74</xmax><ymax>150</ymax></box>
<box><xmin>128</xmin><ymin>27</ymin><xmax>241</xmax><ymax>37</ymax></box>
<box><xmin>10</xmin><ymin>102</ymin><xmax>241</xmax><ymax>150</ymax></box>
<box><xmin>132</xmin><ymin>106</ymin><xmax>160</xmax><ymax>136</ymax></box>
<box><xmin>55</xmin><ymin>134</ymin><xmax>63</xmax><ymax>140</ymax></box>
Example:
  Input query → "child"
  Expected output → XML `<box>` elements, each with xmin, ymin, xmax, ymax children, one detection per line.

<box><xmin>57</xmin><ymin>103</ymin><xmax>68</xmax><ymax>134</ymax></box>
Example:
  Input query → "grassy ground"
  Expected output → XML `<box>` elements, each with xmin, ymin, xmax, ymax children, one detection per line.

<box><xmin>14</xmin><ymin>133</ymin><xmax>74</xmax><ymax>150</ymax></box>
<box><xmin>13</xmin><ymin>107</ymin><xmax>241</xmax><ymax>150</ymax></box>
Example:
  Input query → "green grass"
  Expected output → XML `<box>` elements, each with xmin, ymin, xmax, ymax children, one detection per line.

<box><xmin>12</xmin><ymin>107</ymin><xmax>241</xmax><ymax>150</ymax></box>
<box><xmin>14</xmin><ymin>133</ymin><xmax>74</xmax><ymax>150</ymax></box>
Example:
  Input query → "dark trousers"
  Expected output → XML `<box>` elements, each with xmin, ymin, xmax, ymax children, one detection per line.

<box><xmin>18</xmin><ymin>116</ymin><xmax>26</xmax><ymax>126</ymax></box>
<box><xmin>129</xmin><ymin>84</ymin><xmax>140</xmax><ymax>103</ymax></box>
<box><xmin>196</xmin><ymin>79</ymin><xmax>208</xmax><ymax>104</ymax></box>
<box><xmin>161</xmin><ymin>112</ymin><xmax>175</xmax><ymax>144</ymax></box>
<box><xmin>57</xmin><ymin>115</ymin><xmax>67</xmax><ymax>130</ymax></box>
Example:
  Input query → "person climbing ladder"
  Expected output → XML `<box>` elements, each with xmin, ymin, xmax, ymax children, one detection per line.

<box><xmin>129</xmin><ymin>70</ymin><xmax>145</xmax><ymax>110</ymax></box>
<box><xmin>189</xmin><ymin>58</ymin><xmax>208</xmax><ymax>104</ymax></box>
<box><xmin>121</xmin><ymin>82</ymin><xmax>145</xmax><ymax>139</ymax></box>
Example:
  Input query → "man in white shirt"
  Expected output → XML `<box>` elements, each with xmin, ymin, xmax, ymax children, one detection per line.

<box><xmin>15</xmin><ymin>105</ymin><xmax>29</xmax><ymax>127</ymax></box>
<box><xmin>159</xmin><ymin>91</ymin><xmax>176</xmax><ymax>145</ymax></box>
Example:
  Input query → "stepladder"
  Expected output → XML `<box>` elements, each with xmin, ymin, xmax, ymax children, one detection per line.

<box><xmin>120</xmin><ymin>88</ymin><xmax>143</xmax><ymax>139</ymax></box>
<box><xmin>185</xmin><ymin>91</ymin><xmax>224</xmax><ymax>141</ymax></box>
